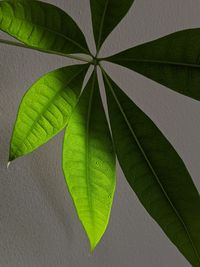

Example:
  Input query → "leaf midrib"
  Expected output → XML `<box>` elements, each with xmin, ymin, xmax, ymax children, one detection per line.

<box><xmin>109</xmin><ymin>57</ymin><xmax>200</xmax><ymax>68</ymax></box>
<box><xmin>1</xmin><ymin>1</ymin><xmax>88</xmax><ymax>54</ymax></box>
<box><xmin>96</xmin><ymin>0</ymin><xmax>109</xmax><ymax>52</ymax></box>
<box><xmin>85</xmin><ymin>71</ymin><xmax>96</xmax><ymax>230</ymax></box>
<box><xmin>103</xmin><ymin>70</ymin><xmax>200</xmax><ymax>263</ymax></box>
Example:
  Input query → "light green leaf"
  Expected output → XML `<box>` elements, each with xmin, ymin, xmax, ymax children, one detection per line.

<box><xmin>103</xmin><ymin>71</ymin><xmax>200</xmax><ymax>266</ymax></box>
<box><xmin>90</xmin><ymin>0</ymin><xmax>134</xmax><ymax>51</ymax></box>
<box><xmin>107</xmin><ymin>28</ymin><xmax>200</xmax><ymax>101</ymax></box>
<box><xmin>10</xmin><ymin>64</ymin><xmax>88</xmax><ymax>161</ymax></box>
<box><xmin>0</xmin><ymin>0</ymin><xmax>89</xmax><ymax>55</ymax></box>
<box><xmin>62</xmin><ymin>70</ymin><xmax>116</xmax><ymax>251</ymax></box>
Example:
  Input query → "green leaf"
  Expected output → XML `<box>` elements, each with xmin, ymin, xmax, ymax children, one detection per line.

<box><xmin>90</xmin><ymin>0</ymin><xmax>134</xmax><ymax>51</ymax></box>
<box><xmin>103</xmin><ymin>71</ymin><xmax>200</xmax><ymax>266</ymax></box>
<box><xmin>0</xmin><ymin>0</ymin><xmax>89</xmax><ymax>55</ymax></box>
<box><xmin>10</xmin><ymin>64</ymin><xmax>88</xmax><ymax>161</ymax></box>
<box><xmin>62</xmin><ymin>70</ymin><xmax>116</xmax><ymax>251</ymax></box>
<box><xmin>107</xmin><ymin>28</ymin><xmax>200</xmax><ymax>101</ymax></box>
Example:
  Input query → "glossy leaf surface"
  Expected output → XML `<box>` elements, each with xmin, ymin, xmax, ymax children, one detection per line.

<box><xmin>10</xmin><ymin>64</ymin><xmax>88</xmax><ymax>160</ymax></box>
<box><xmin>107</xmin><ymin>29</ymin><xmax>200</xmax><ymax>100</ymax></box>
<box><xmin>90</xmin><ymin>0</ymin><xmax>134</xmax><ymax>51</ymax></box>
<box><xmin>62</xmin><ymin>70</ymin><xmax>116</xmax><ymax>250</ymax></box>
<box><xmin>0</xmin><ymin>0</ymin><xmax>89</xmax><ymax>54</ymax></box>
<box><xmin>103</xmin><ymin>72</ymin><xmax>200</xmax><ymax>266</ymax></box>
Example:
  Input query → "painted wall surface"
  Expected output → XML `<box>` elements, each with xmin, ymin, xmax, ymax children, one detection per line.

<box><xmin>0</xmin><ymin>1</ymin><xmax>200</xmax><ymax>266</ymax></box>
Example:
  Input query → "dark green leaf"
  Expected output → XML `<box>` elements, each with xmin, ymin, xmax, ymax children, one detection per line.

<box><xmin>0</xmin><ymin>0</ymin><xmax>89</xmax><ymax>55</ymax></box>
<box><xmin>90</xmin><ymin>0</ymin><xmax>134</xmax><ymax>51</ymax></box>
<box><xmin>62</xmin><ymin>70</ymin><xmax>116</xmax><ymax>250</ymax></box>
<box><xmin>103</xmin><ymin>71</ymin><xmax>200</xmax><ymax>266</ymax></box>
<box><xmin>10</xmin><ymin>64</ymin><xmax>88</xmax><ymax>161</ymax></box>
<box><xmin>107</xmin><ymin>29</ymin><xmax>200</xmax><ymax>101</ymax></box>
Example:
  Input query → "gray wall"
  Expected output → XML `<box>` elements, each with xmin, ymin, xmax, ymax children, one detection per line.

<box><xmin>0</xmin><ymin>1</ymin><xmax>200</xmax><ymax>266</ymax></box>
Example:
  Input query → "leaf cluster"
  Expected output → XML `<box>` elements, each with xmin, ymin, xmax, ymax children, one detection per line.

<box><xmin>0</xmin><ymin>1</ymin><xmax>200</xmax><ymax>265</ymax></box>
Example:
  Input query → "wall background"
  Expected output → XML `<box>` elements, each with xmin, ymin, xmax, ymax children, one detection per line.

<box><xmin>0</xmin><ymin>1</ymin><xmax>200</xmax><ymax>266</ymax></box>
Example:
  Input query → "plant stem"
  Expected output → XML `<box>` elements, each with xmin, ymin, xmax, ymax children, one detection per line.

<box><xmin>0</xmin><ymin>38</ymin><xmax>93</xmax><ymax>63</ymax></box>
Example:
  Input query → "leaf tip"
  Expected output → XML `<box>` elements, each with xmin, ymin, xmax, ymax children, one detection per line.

<box><xmin>89</xmin><ymin>238</ymin><xmax>98</xmax><ymax>253</ymax></box>
<box><xmin>7</xmin><ymin>161</ymin><xmax>11</xmax><ymax>169</ymax></box>
<box><xmin>7</xmin><ymin>153</ymin><xmax>16</xmax><ymax>168</ymax></box>
<box><xmin>86</xmin><ymin>228</ymin><xmax>103</xmax><ymax>253</ymax></box>
<box><xmin>9</xmin><ymin>145</ymin><xmax>18</xmax><ymax>162</ymax></box>
<box><xmin>8</xmin><ymin>153</ymin><xmax>16</xmax><ymax>163</ymax></box>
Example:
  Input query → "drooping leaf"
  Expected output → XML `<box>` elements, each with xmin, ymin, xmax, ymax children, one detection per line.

<box><xmin>62</xmin><ymin>70</ymin><xmax>116</xmax><ymax>251</ymax></box>
<box><xmin>0</xmin><ymin>0</ymin><xmax>89</xmax><ymax>55</ymax></box>
<box><xmin>90</xmin><ymin>0</ymin><xmax>134</xmax><ymax>51</ymax></box>
<box><xmin>10</xmin><ymin>64</ymin><xmax>88</xmax><ymax>161</ymax></box>
<box><xmin>107</xmin><ymin>28</ymin><xmax>200</xmax><ymax>101</ymax></box>
<box><xmin>103</xmin><ymin>71</ymin><xmax>200</xmax><ymax>266</ymax></box>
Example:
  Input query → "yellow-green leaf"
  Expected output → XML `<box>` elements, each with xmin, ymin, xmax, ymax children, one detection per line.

<box><xmin>62</xmin><ymin>70</ymin><xmax>116</xmax><ymax>250</ymax></box>
<box><xmin>10</xmin><ymin>64</ymin><xmax>88</xmax><ymax>161</ymax></box>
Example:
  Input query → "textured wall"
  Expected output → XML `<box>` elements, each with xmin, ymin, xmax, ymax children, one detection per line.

<box><xmin>0</xmin><ymin>1</ymin><xmax>200</xmax><ymax>266</ymax></box>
